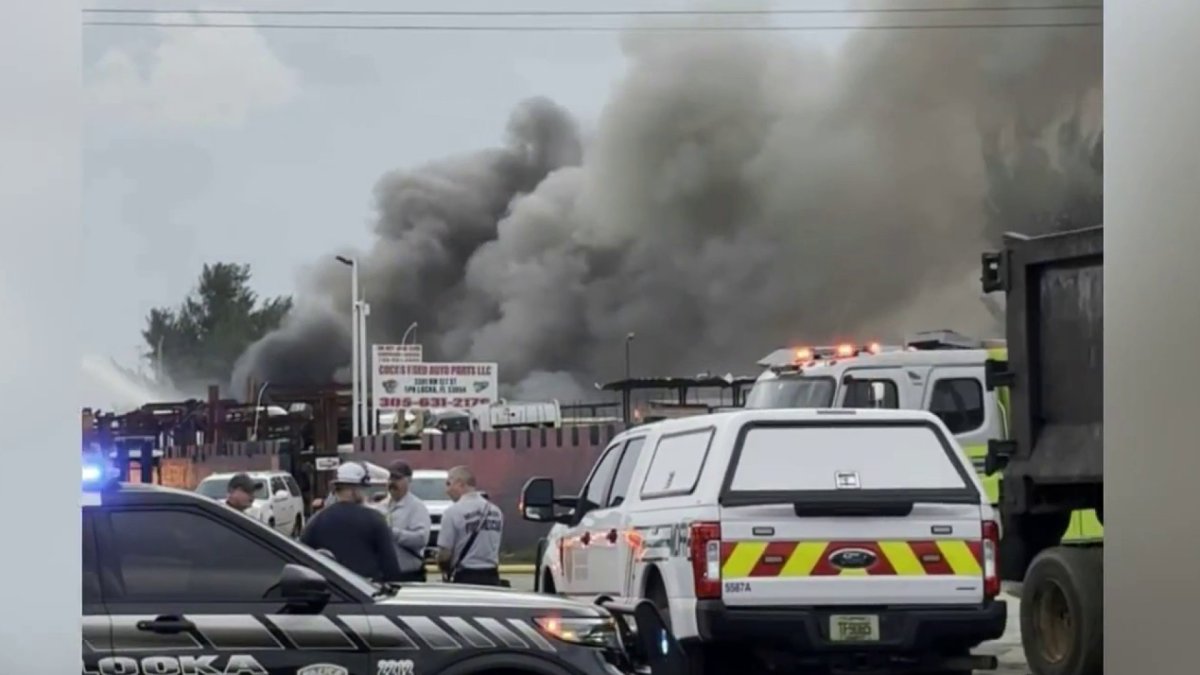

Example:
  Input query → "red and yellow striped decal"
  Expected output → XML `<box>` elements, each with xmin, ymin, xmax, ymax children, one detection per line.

<box><xmin>719</xmin><ymin>540</ymin><xmax>983</xmax><ymax>578</ymax></box>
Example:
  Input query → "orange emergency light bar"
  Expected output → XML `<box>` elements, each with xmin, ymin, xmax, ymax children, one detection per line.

<box><xmin>791</xmin><ymin>341</ymin><xmax>886</xmax><ymax>364</ymax></box>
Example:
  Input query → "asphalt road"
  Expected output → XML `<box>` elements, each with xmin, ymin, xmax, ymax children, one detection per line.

<box><xmin>978</xmin><ymin>598</ymin><xmax>1026</xmax><ymax>673</ymax></box>
<box><xmin>503</xmin><ymin>573</ymin><xmax>1029</xmax><ymax>674</ymax></box>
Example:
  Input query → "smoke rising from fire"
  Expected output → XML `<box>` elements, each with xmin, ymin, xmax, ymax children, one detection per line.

<box><xmin>232</xmin><ymin>19</ymin><xmax>1101</xmax><ymax>401</ymax></box>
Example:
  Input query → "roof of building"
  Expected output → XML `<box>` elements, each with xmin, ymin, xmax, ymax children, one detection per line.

<box><xmin>600</xmin><ymin>375</ymin><xmax>759</xmax><ymax>392</ymax></box>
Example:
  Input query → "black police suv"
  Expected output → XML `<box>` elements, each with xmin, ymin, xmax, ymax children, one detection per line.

<box><xmin>82</xmin><ymin>482</ymin><xmax>683</xmax><ymax>675</ymax></box>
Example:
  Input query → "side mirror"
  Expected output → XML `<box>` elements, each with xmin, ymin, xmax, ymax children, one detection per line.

<box><xmin>277</xmin><ymin>564</ymin><xmax>330</xmax><ymax>613</ymax></box>
<box><xmin>520</xmin><ymin>477</ymin><xmax>555</xmax><ymax>522</ymax></box>
<box><xmin>275</xmin><ymin>490</ymin><xmax>290</xmax><ymax>501</ymax></box>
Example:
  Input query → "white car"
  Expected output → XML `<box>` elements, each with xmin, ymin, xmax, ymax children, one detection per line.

<box><xmin>195</xmin><ymin>471</ymin><xmax>306</xmax><ymax>538</ymax></box>
<box><xmin>407</xmin><ymin>469</ymin><xmax>453</xmax><ymax>555</ymax></box>
<box><xmin>521</xmin><ymin>408</ymin><xmax>1006</xmax><ymax>675</ymax></box>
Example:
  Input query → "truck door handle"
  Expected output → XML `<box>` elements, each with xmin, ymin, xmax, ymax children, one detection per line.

<box><xmin>580</xmin><ymin>532</ymin><xmax>592</xmax><ymax>546</ymax></box>
<box><xmin>136</xmin><ymin>615</ymin><xmax>196</xmax><ymax>635</ymax></box>
<box><xmin>606</xmin><ymin>529</ymin><xmax>618</xmax><ymax>544</ymax></box>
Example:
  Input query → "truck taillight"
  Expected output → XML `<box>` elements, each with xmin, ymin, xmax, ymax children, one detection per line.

<box><xmin>982</xmin><ymin>520</ymin><xmax>1000</xmax><ymax>598</ymax></box>
<box><xmin>689</xmin><ymin>521</ymin><xmax>722</xmax><ymax>599</ymax></box>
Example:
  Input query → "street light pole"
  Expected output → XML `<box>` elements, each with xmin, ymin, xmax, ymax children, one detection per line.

<box><xmin>624</xmin><ymin>333</ymin><xmax>636</xmax><ymax>424</ymax></box>
<box><xmin>336</xmin><ymin>256</ymin><xmax>361</xmax><ymax>439</ymax></box>
<box><xmin>251</xmin><ymin>381</ymin><xmax>270</xmax><ymax>441</ymax></box>
<box><xmin>625</xmin><ymin>332</ymin><xmax>635</xmax><ymax>381</ymax></box>
<box><xmin>360</xmin><ymin>300</ymin><xmax>372</xmax><ymax>436</ymax></box>
<box><xmin>401</xmin><ymin>321</ymin><xmax>418</xmax><ymax>346</ymax></box>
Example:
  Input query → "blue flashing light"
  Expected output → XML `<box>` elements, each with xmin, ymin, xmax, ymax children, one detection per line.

<box><xmin>82</xmin><ymin>463</ymin><xmax>103</xmax><ymax>484</ymax></box>
<box><xmin>82</xmin><ymin>448</ymin><xmax>116</xmax><ymax>491</ymax></box>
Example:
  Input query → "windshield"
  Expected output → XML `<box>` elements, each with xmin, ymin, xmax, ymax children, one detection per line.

<box><xmin>411</xmin><ymin>476</ymin><xmax>447</xmax><ymax>501</ymax></box>
<box><xmin>434</xmin><ymin>415</ymin><xmax>472</xmax><ymax>432</ymax></box>
<box><xmin>196</xmin><ymin>477</ymin><xmax>269</xmax><ymax>500</ymax></box>
<box><xmin>744</xmin><ymin>376</ymin><xmax>836</xmax><ymax>409</ymax></box>
<box><xmin>308</xmin><ymin>550</ymin><xmax>379</xmax><ymax>595</ymax></box>
<box><xmin>315</xmin><ymin>553</ymin><xmax>383</xmax><ymax>596</ymax></box>
<box><xmin>195</xmin><ymin>480</ymin><xmax>226</xmax><ymax>500</ymax></box>
<box><xmin>252</xmin><ymin>524</ymin><xmax>380</xmax><ymax>596</ymax></box>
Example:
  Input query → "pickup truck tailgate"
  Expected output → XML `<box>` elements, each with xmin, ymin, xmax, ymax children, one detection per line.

<box><xmin>717</xmin><ymin>418</ymin><xmax>987</xmax><ymax>607</ymax></box>
<box><xmin>719</xmin><ymin>503</ymin><xmax>984</xmax><ymax>606</ymax></box>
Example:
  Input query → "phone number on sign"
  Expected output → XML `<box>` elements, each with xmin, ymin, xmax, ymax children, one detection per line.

<box><xmin>378</xmin><ymin>397</ymin><xmax>492</xmax><ymax>409</ymax></box>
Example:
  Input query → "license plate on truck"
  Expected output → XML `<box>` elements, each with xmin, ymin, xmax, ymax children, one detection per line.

<box><xmin>829</xmin><ymin>615</ymin><xmax>880</xmax><ymax>642</ymax></box>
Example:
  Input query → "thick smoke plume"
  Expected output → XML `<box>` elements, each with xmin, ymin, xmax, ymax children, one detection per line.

<box><xmin>233</xmin><ymin>16</ymin><xmax>1101</xmax><ymax>401</ymax></box>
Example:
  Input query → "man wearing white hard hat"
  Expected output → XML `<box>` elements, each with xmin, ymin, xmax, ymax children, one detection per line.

<box><xmin>300</xmin><ymin>462</ymin><xmax>402</xmax><ymax>582</ymax></box>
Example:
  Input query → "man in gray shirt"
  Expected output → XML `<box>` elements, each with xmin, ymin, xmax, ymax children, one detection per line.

<box><xmin>437</xmin><ymin>465</ymin><xmax>504</xmax><ymax>586</ymax></box>
<box><xmin>379</xmin><ymin>460</ymin><xmax>432</xmax><ymax>583</ymax></box>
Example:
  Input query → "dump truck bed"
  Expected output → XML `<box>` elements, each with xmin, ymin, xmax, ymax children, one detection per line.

<box><xmin>983</xmin><ymin>226</ymin><xmax>1103</xmax><ymax>516</ymax></box>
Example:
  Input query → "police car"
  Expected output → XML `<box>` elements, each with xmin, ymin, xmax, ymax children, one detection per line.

<box><xmin>81</xmin><ymin>456</ymin><xmax>683</xmax><ymax>675</ymax></box>
<box><xmin>521</xmin><ymin>408</ymin><xmax>1007</xmax><ymax>675</ymax></box>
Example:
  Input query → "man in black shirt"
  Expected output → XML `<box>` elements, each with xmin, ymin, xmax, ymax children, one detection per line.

<box><xmin>300</xmin><ymin>462</ymin><xmax>402</xmax><ymax>582</ymax></box>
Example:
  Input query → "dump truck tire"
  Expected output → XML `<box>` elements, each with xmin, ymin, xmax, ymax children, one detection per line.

<box><xmin>1021</xmin><ymin>546</ymin><xmax>1103</xmax><ymax>675</ymax></box>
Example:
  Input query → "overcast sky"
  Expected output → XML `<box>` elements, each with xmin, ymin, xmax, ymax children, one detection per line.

<box><xmin>81</xmin><ymin>1</ymin><xmax>853</xmax><ymax>406</ymax></box>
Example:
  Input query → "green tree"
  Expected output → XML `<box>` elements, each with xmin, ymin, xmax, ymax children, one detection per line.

<box><xmin>142</xmin><ymin>263</ymin><xmax>292</xmax><ymax>389</ymax></box>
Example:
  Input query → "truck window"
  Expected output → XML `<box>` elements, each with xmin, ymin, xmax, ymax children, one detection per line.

<box><xmin>607</xmin><ymin>437</ymin><xmax>646</xmax><ymax>507</ymax></box>
<box><xmin>929</xmin><ymin>378</ymin><xmax>985</xmax><ymax>434</ymax></box>
<box><xmin>581</xmin><ymin>444</ymin><xmax>622</xmax><ymax>510</ymax></box>
<box><xmin>435</xmin><ymin>414</ymin><xmax>472</xmax><ymax>432</ymax></box>
<box><xmin>842</xmin><ymin>379</ymin><xmax>899</xmax><ymax>408</ymax></box>
<box><xmin>727</xmin><ymin>422</ymin><xmax>973</xmax><ymax>496</ymax></box>
<box><xmin>640</xmin><ymin>428</ymin><xmax>715</xmax><ymax>499</ymax></box>
<box><xmin>102</xmin><ymin>508</ymin><xmax>293</xmax><ymax>602</ymax></box>
<box><xmin>744</xmin><ymin>376</ymin><xmax>836</xmax><ymax>408</ymax></box>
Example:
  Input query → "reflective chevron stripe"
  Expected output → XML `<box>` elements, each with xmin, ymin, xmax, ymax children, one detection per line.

<box><xmin>100</xmin><ymin>614</ymin><xmax>557</xmax><ymax>654</ymax></box>
<box><xmin>719</xmin><ymin>540</ymin><xmax>984</xmax><ymax>578</ymax></box>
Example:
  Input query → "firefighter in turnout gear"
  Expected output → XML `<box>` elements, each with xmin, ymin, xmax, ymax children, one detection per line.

<box><xmin>437</xmin><ymin>465</ymin><xmax>505</xmax><ymax>586</ymax></box>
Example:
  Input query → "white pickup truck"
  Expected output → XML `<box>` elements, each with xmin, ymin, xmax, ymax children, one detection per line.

<box><xmin>521</xmin><ymin>408</ymin><xmax>1006</xmax><ymax>675</ymax></box>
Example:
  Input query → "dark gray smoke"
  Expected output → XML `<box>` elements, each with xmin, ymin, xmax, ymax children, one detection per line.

<box><xmin>233</xmin><ymin>17</ymin><xmax>1101</xmax><ymax>401</ymax></box>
